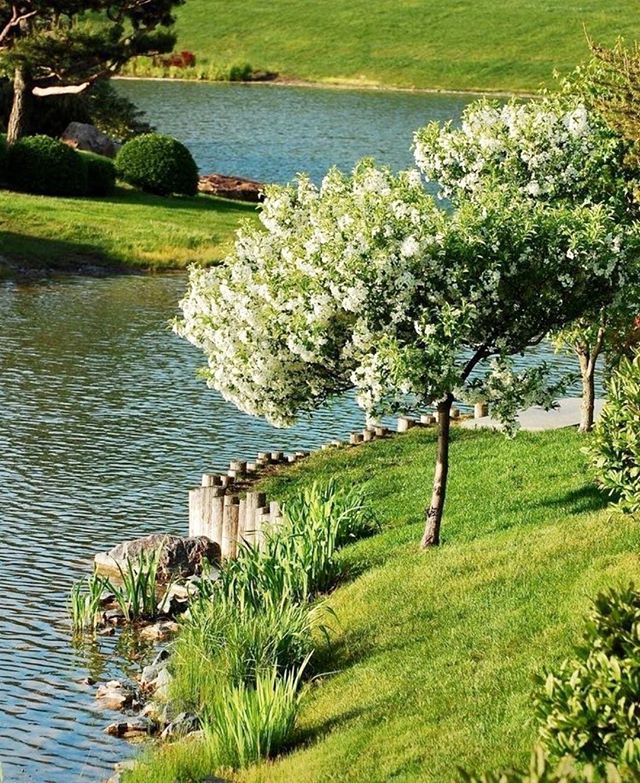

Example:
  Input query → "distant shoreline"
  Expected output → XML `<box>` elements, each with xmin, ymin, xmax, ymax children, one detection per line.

<box><xmin>114</xmin><ymin>74</ymin><xmax>532</xmax><ymax>99</ymax></box>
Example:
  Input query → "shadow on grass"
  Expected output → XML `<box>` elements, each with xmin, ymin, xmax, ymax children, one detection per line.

<box><xmin>99</xmin><ymin>187</ymin><xmax>260</xmax><ymax>215</ymax></box>
<box><xmin>0</xmin><ymin>230</ymin><xmax>129</xmax><ymax>277</ymax></box>
<box><xmin>532</xmin><ymin>485</ymin><xmax>608</xmax><ymax>516</ymax></box>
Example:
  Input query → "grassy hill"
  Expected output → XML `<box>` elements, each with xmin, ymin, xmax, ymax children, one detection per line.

<box><xmin>236</xmin><ymin>427</ymin><xmax>639</xmax><ymax>782</ymax></box>
<box><xmin>131</xmin><ymin>426</ymin><xmax>640</xmax><ymax>782</ymax></box>
<box><xmin>165</xmin><ymin>0</ymin><xmax>639</xmax><ymax>93</ymax></box>
<box><xmin>0</xmin><ymin>188</ymin><xmax>257</xmax><ymax>276</ymax></box>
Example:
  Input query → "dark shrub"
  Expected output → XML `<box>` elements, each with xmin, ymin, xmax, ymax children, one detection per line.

<box><xmin>0</xmin><ymin>133</ymin><xmax>7</xmax><ymax>183</ymax></box>
<box><xmin>7</xmin><ymin>135</ymin><xmax>87</xmax><ymax>196</ymax></box>
<box><xmin>115</xmin><ymin>133</ymin><xmax>198</xmax><ymax>196</ymax></box>
<box><xmin>81</xmin><ymin>151</ymin><xmax>116</xmax><ymax>196</ymax></box>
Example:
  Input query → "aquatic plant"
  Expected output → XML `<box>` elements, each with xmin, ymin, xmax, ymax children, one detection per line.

<box><xmin>69</xmin><ymin>573</ymin><xmax>111</xmax><ymax>632</ymax></box>
<box><xmin>203</xmin><ymin>660</ymin><xmax>309</xmax><ymax>769</ymax></box>
<box><xmin>111</xmin><ymin>550</ymin><xmax>168</xmax><ymax>623</ymax></box>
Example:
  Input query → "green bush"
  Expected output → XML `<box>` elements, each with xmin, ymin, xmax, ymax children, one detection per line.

<box><xmin>115</xmin><ymin>133</ymin><xmax>198</xmax><ymax>196</ymax></box>
<box><xmin>81</xmin><ymin>151</ymin><xmax>116</xmax><ymax>196</ymax></box>
<box><xmin>589</xmin><ymin>354</ymin><xmax>640</xmax><ymax>512</ymax></box>
<box><xmin>534</xmin><ymin>584</ymin><xmax>640</xmax><ymax>771</ymax></box>
<box><xmin>7</xmin><ymin>135</ymin><xmax>87</xmax><ymax>196</ymax></box>
<box><xmin>459</xmin><ymin>747</ymin><xmax>637</xmax><ymax>782</ymax></box>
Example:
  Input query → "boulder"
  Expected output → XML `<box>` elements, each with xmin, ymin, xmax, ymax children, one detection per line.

<box><xmin>96</xmin><ymin>680</ymin><xmax>135</xmax><ymax>711</ymax></box>
<box><xmin>94</xmin><ymin>534</ymin><xmax>220</xmax><ymax>582</ymax></box>
<box><xmin>160</xmin><ymin>711</ymin><xmax>199</xmax><ymax>739</ymax></box>
<box><xmin>104</xmin><ymin>716</ymin><xmax>153</xmax><ymax>738</ymax></box>
<box><xmin>61</xmin><ymin>122</ymin><xmax>121</xmax><ymax>158</ymax></box>
<box><xmin>198</xmin><ymin>173</ymin><xmax>265</xmax><ymax>203</ymax></box>
<box><xmin>139</xmin><ymin>620</ymin><xmax>179</xmax><ymax>642</ymax></box>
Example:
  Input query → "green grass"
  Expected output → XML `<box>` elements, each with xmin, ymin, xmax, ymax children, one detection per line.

<box><xmin>0</xmin><ymin>186</ymin><xmax>257</xmax><ymax>275</ymax></box>
<box><xmin>144</xmin><ymin>0</ymin><xmax>640</xmax><ymax>93</ymax></box>
<box><xmin>126</xmin><ymin>426</ymin><xmax>640</xmax><ymax>783</ymax></box>
<box><xmin>244</xmin><ymin>427</ymin><xmax>640</xmax><ymax>782</ymax></box>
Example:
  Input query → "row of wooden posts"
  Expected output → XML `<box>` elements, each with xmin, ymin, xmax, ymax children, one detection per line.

<box><xmin>188</xmin><ymin>402</ymin><xmax>490</xmax><ymax>559</ymax></box>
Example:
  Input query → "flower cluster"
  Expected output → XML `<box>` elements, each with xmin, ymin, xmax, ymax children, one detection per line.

<box><xmin>175</xmin><ymin>156</ymin><xmax>631</xmax><ymax>428</ymax></box>
<box><xmin>414</xmin><ymin>95</ymin><xmax>632</xmax><ymax>213</ymax></box>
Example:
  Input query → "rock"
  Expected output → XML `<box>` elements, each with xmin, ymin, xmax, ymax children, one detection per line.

<box><xmin>61</xmin><ymin>122</ymin><xmax>121</xmax><ymax>158</ymax></box>
<box><xmin>152</xmin><ymin>667</ymin><xmax>173</xmax><ymax>700</ymax></box>
<box><xmin>103</xmin><ymin>607</ymin><xmax>125</xmax><ymax>626</ymax></box>
<box><xmin>160</xmin><ymin>711</ymin><xmax>199</xmax><ymax>739</ymax></box>
<box><xmin>158</xmin><ymin>581</ymin><xmax>199</xmax><ymax>616</ymax></box>
<box><xmin>140</xmin><ymin>700</ymin><xmax>168</xmax><ymax>727</ymax></box>
<box><xmin>139</xmin><ymin>620</ymin><xmax>179</xmax><ymax>642</ymax></box>
<box><xmin>94</xmin><ymin>534</ymin><xmax>220</xmax><ymax>582</ymax></box>
<box><xmin>198</xmin><ymin>173</ymin><xmax>265</xmax><ymax>203</ymax></box>
<box><xmin>96</xmin><ymin>680</ymin><xmax>135</xmax><ymax>711</ymax></box>
<box><xmin>104</xmin><ymin>716</ymin><xmax>153</xmax><ymax>738</ymax></box>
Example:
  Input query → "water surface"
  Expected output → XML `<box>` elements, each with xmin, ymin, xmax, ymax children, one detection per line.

<box><xmin>0</xmin><ymin>82</ymin><xmax>591</xmax><ymax>782</ymax></box>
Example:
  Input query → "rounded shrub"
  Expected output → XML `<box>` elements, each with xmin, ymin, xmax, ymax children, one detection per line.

<box><xmin>115</xmin><ymin>133</ymin><xmax>198</xmax><ymax>196</ymax></box>
<box><xmin>81</xmin><ymin>151</ymin><xmax>116</xmax><ymax>197</ymax></box>
<box><xmin>534</xmin><ymin>584</ymin><xmax>640</xmax><ymax>772</ymax></box>
<box><xmin>7</xmin><ymin>135</ymin><xmax>87</xmax><ymax>196</ymax></box>
<box><xmin>588</xmin><ymin>353</ymin><xmax>640</xmax><ymax>512</ymax></box>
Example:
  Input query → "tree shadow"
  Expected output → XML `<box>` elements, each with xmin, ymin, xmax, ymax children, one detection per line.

<box><xmin>530</xmin><ymin>485</ymin><xmax>608</xmax><ymax>515</ymax></box>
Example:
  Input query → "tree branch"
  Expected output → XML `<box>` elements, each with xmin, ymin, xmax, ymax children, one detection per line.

<box><xmin>0</xmin><ymin>5</ymin><xmax>37</xmax><ymax>45</ymax></box>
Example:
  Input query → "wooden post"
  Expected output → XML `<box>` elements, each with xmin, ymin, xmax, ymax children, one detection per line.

<box><xmin>474</xmin><ymin>402</ymin><xmax>488</xmax><ymax>419</ymax></box>
<box><xmin>255</xmin><ymin>507</ymin><xmax>270</xmax><ymax>551</ymax></box>
<box><xmin>189</xmin><ymin>486</ymin><xmax>224</xmax><ymax>540</ymax></box>
<box><xmin>270</xmin><ymin>450</ymin><xmax>284</xmax><ymax>463</ymax></box>
<box><xmin>362</xmin><ymin>429</ymin><xmax>374</xmax><ymax>442</ymax></box>
<box><xmin>229</xmin><ymin>460</ymin><xmax>247</xmax><ymax>477</ymax></box>
<box><xmin>374</xmin><ymin>426</ymin><xmax>389</xmax><ymax>437</ymax></box>
<box><xmin>397</xmin><ymin>416</ymin><xmax>416</xmax><ymax>433</ymax></box>
<box><xmin>222</xmin><ymin>495</ymin><xmax>240</xmax><ymax>559</ymax></box>
<box><xmin>238</xmin><ymin>498</ymin><xmax>247</xmax><ymax>550</ymax></box>
<box><xmin>201</xmin><ymin>473</ymin><xmax>222</xmax><ymax>487</ymax></box>
<box><xmin>350</xmin><ymin>432</ymin><xmax>364</xmax><ymax>445</ymax></box>
<box><xmin>420</xmin><ymin>414</ymin><xmax>436</xmax><ymax>426</ymax></box>
<box><xmin>450</xmin><ymin>407</ymin><xmax>460</xmax><ymax>419</ymax></box>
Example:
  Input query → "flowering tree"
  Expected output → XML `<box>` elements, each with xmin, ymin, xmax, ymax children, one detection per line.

<box><xmin>175</xmin><ymin>159</ymin><xmax>631</xmax><ymax>548</ymax></box>
<box><xmin>414</xmin><ymin>92</ymin><xmax>639</xmax><ymax>432</ymax></box>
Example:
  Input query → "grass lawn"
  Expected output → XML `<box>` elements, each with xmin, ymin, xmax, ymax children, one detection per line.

<box><xmin>0</xmin><ymin>187</ymin><xmax>257</xmax><ymax>275</ymax></box>
<box><xmin>229</xmin><ymin>426</ymin><xmax>639</xmax><ymax>782</ymax></box>
<box><xmin>150</xmin><ymin>0</ymin><xmax>639</xmax><ymax>93</ymax></box>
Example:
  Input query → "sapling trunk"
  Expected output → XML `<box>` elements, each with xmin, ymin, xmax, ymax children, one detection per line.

<box><xmin>421</xmin><ymin>393</ymin><xmax>453</xmax><ymax>548</ymax></box>
<box><xmin>7</xmin><ymin>66</ymin><xmax>31</xmax><ymax>144</ymax></box>
<box><xmin>575</xmin><ymin>326</ymin><xmax>605</xmax><ymax>434</ymax></box>
<box><xmin>578</xmin><ymin>351</ymin><xmax>596</xmax><ymax>434</ymax></box>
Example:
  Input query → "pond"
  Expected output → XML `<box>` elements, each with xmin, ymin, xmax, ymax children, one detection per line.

<box><xmin>0</xmin><ymin>81</ymin><xmax>588</xmax><ymax>783</ymax></box>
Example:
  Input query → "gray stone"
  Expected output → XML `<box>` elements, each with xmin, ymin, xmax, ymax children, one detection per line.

<box><xmin>61</xmin><ymin>122</ymin><xmax>121</xmax><ymax>158</ymax></box>
<box><xmin>94</xmin><ymin>534</ymin><xmax>220</xmax><ymax>582</ymax></box>
<box><xmin>152</xmin><ymin>667</ymin><xmax>173</xmax><ymax>700</ymax></box>
<box><xmin>160</xmin><ymin>711</ymin><xmax>199</xmax><ymax>739</ymax></box>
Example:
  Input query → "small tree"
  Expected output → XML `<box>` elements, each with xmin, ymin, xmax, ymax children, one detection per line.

<box><xmin>175</xmin><ymin>161</ymin><xmax>632</xmax><ymax>547</ymax></box>
<box><xmin>0</xmin><ymin>0</ymin><xmax>183</xmax><ymax>143</ymax></box>
<box><xmin>414</xmin><ymin>91</ymin><xmax>639</xmax><ymax>432</ymax></box>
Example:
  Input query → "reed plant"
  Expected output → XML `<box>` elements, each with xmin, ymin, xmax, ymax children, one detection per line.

<box><xmin>111</xmin><ymin>550</ymin><xmax>168</xmax><ymax>622</ymax></box>
<box><xmin>69</xmin><ymin>573</ymin><xmax>110</xmax><ymax>632</ymax></box>
<box><xmin>203</xmin><ymin>661</ymin><xmax>309</xmax><ymax>769</ymax></box>
<box><xmin>220</xmin><ymin>480</ymin><xmax>378</xmax><ymax>607</ymax></box>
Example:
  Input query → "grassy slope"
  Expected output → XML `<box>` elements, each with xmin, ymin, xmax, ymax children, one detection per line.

<box><xmin>171</xmin><ymin>0</ymin><xmax>639</xmax><ymax>92</ymax></box>
<box><xmin>0</xmin><ymin>187</ymin><xmax>257</xmax><ymax>274</ymax></box>
<box><xmin>218</xmin><ymin>427</ymin><xmax>640</xmax><ymax>782</ymax></box>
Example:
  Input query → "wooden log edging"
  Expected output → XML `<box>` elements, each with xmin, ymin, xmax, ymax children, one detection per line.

<box><xmin>188</xmin><ymin>402</ymin><xmax>488</xmax><ymax>558</ymax></box>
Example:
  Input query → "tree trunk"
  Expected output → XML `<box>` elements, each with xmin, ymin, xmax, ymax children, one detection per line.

<box><xmin>578</xmin><ymin>349</ymin><xmax>596</xmax><ymax>434</ymax></box>
<box><xmin>7</xmin><ymin>66</ymin><xmax>32</xmax><ymax>144</ymax></box>
<box><xmin>421</xmin><ymin>393</ymin><xmax>453</xmax><ymax>548</ymax></box>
